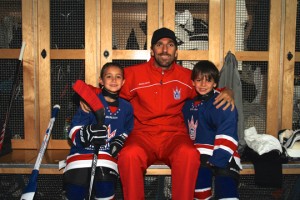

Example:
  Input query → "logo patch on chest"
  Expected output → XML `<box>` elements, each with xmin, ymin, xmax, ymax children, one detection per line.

<box><xmin>173</xmin><ymin>87</ymin><xmax>181</xmax><ymax>100</ymax></box>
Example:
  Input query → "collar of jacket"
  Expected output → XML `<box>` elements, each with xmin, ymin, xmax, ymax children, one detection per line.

<box><xmin>194</xmin><ymin>90</ymin><xmax>214</xmax><ymax>102</ymax></box>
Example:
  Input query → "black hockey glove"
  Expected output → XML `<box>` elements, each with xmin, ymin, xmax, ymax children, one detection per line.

<box><xmin>80</xmin><ymin>124</ymin><xmax>107</xmax><ymax>147</ymax></box>
<box><xmin>109</xmin><ymin>133</ymin><xmax>128</xmax><ymax>158</ymax></box>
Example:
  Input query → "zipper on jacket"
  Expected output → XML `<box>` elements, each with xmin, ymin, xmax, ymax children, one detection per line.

<box><xmin>160</xmin><ymin>70</ymin><xmax>164</xmax><ymax>85</ymax></box>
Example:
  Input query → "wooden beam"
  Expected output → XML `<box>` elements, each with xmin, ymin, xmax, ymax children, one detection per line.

<box><xmin>282</xmin><ymin>0</ymin><xmax>298</xmax><ymax>129</ymax></box>
<box><xmin>209</xmin><ymin>0</ymin><xmax>221</xmax><ymax>67</ymax></box>
<box><xmin>85</xmin><ymin>0</ymin><xmax>98</xmax><ymax>85</ymax></box>
<box><xmin>50</xmin><ymin>50</ymin><xmax>85</xmax><ymax>59</ymax></box>
<box><xmin>266</xmin><ymin>0</ymin><xmax>282</xmax><ymax>136</ymax></box>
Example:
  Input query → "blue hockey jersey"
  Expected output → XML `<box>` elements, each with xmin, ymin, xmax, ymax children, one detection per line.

<box><xmin>182</xmin><ymin>90</ymin><xmax>242</xmax><ymax>169</ymax></box>
<box><xmin>64</xmin><ymin>93</ymin><xmax>134</xmax><ymax>175</ymax></box>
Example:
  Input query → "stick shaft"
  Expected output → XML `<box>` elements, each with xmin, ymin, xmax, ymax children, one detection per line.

<box><xmin>73</xmin><ymin>80</ymin><xmax>105</xmax><ymax>199</ymax></box>
<box><xmin>20</xmin><ymin>105</ymin><xmax>60</xmax><ymax>200</ymax></box>
<box><xmin>0</xmin><ymin>42</ymin><xmax>26</xmax><ymax>151</ymax></box>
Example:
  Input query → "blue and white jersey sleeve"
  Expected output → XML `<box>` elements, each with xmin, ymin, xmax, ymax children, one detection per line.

<box><xmin>206</xmin><ymin>103</ymin><xmax>239</xmax><ymax>168</ymax></box>
<box><xmin>68</xmin><ymin>107</ymin><xmax>97</xmax><ymax>147</ymax></box>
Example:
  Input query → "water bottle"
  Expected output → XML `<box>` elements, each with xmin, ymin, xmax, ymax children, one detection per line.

<box><xmin>63</xmin><ymin>117</ymin><xmax>71</xmax><ymax>139</ymax></box>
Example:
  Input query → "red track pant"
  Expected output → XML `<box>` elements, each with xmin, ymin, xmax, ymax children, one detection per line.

<box><xmin>118</xmin><ymin>131</ymin><xmax>200</xmax><ymax>200</ymax></box>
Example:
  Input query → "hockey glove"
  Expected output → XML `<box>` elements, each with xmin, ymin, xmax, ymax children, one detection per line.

<box><xmin>80</xmin><ymin>124</ymin><xmax>107</xmax><ymax>147</ymax></box>
<box><xmin>109</xmin><ymin>133</ymin><xmax>128</xmax><ymax>158</ymax></box>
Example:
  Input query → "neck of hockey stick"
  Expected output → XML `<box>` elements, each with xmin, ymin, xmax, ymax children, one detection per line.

<box><xmin>0</xmin><ymin>42</ymin><xmax>26</xmax><ymax>151</ymax></box>
<box><xmin>33</xmin><ymin>105</ymin><xmax>60</xmax><ymax>170</ymax></box>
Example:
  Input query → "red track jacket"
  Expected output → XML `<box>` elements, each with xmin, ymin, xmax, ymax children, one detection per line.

<box><xmin>120</xmin><ymin>57</ymin><xmax>196</xmax><ymax>135</ymax></box>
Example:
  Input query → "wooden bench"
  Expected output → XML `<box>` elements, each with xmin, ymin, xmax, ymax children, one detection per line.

<box><xmin>1</xmin><ymin>149</ymin><xmax>300</xmax><ymax>175</ymax></box>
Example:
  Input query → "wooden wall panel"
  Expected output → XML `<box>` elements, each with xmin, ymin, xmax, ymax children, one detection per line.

<box><xmin>37</xmin><ymin>0</ymin><xmax>60</xmax><ymax>149</ymax></box>
<box><xmin>85</xmin><ymin>0</ymin><xmax>98</xmax><ymax>85</ymax></box>
<box><xmin>209</xmin><ymin>0</ymin><xmax>221</xmax><ymax>67</ymax></box>
<box><xmin>4</xmin><ymin>0</ymin><xmax>299</xmax><ymax>150</ymax></box>
<box><xmin>12</xmin><ymin>0</ymin><xmax>37</xmax><ymax>149</ymax></box>
<box><xmin>266</xmin><ymin>0</ymin><xmax>282</xmax><ymax>136</ymax></box>
<box><xmin>282</xmin><ymin>0</ymin><xmax>298</xmax><ymax>129</ymax></box>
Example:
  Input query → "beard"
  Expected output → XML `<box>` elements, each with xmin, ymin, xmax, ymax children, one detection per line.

<box><xmin>154</xmin><ymin>53</ymin><xmax>175</xmax><ymax>68</ymax></box>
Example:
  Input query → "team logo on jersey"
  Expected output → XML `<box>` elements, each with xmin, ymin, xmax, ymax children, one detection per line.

<box><xmin>173</xmin><ymin>87</ymin><xmax>181</xmax><ymax>100</ymax></box>
<box><xmin>99</xmin><ymin>124</ymin><xmax>117</xmax><ymax>150</ymax></box>
<box><xmin>188</xmin><ymin>115</ymin><xmax>198</xmax><ymax>141</ymax></box>
<box><xmin>107</xmin><ymin>124</ymin><xmax>117</xmax><ymax>140</ymax></box>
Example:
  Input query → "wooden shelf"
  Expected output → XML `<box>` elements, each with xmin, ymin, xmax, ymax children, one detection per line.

<box><xmin>1</xmin><ymin>150</ymin><xmax>300</xmax><ymax>175</ymax></box>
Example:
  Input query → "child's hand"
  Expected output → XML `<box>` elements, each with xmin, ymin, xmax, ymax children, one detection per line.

<box><xmin>80</xmin><ymin>100</ymin><xmax>91</xmax><ymax>113</ymax></box>
<box><xmin>80</xmin><ymin>124</ymin><xmax>107</xmax><ymax>147</ymax></box>
<box><xmin>110</xmin><ymin>133</ymin><xmax>128</xmax><ymax>158</ymax></box>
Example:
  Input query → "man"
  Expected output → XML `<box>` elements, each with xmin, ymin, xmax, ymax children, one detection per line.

<box><xmin>117</xmin><ymin>28</ymin><xmax>234</xmax><ymax>200</ymax></box>
<box><xmin>82</xmin><ymin>27</ymin><xmax>234</xmax><ymax>199</ymax></box>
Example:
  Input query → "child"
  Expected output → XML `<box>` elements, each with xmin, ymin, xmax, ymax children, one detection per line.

<box><xmin>182</xmin><ymin>60</ymin><xmax>242</xmax><ymax>200</ymax></box>
<box><xmin>63</xmin><ymin>62</ymin><xmax>134</xmax><ymax>200</ymax></box>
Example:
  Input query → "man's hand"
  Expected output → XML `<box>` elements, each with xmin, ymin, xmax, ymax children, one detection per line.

<box><xmin>213</xmin><ymin>88</ymin><xmax>235</xmax><ymax>111</ymax></box>
<box><xmin>80</xmin><ymin>124</ymin><xmax>107</xmax><ymax>147</ymax></box>
<box><xmin>109</xmin><ymin>133</ymin><xmax>128</xmax><ymax>158</ymax></box>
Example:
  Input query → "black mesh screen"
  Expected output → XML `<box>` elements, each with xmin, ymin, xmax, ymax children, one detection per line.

<box><xmin>0</xmin><ymin>174</ymin><xmax>299</xmax><ymax>200</ymax></box>
<box><xmin>0</xmin><ymin>0</ymin><xmax>22</xmax><ymax>49</ymax></box>
<box><xmin>50</xmin><ymin>60</ymin><xmax>85</xmax><ymax>140</ymax></box>
<box><xmin>240</xmin><ymin>61</ymin><xmax>268</xmax><ymax>134</ymax></box>
<box><xmin>0</xmin><ymin>174</ymin><xmax>169</xmax><ymax>200</ymax></box>
<box><xmin>50</xmin><ymin>0</ymin><xmax>85</xmax><ymax>49</ymax></box>
<box><xmin>294</xmin><ymin>62</ymin><xmax>300</xmax><ymax>130</ymax></box>
<box><xmin>0</xmin><ymin>59</ymin><xmax>24</xmax><ymax>139</ymax></box>
<box><xmin>293</xmin><ymin>0</ymin><xmax>300</xmax><ymax>131</ymax></box>
<box><xmin>176</xmin><ymin>60</ymin><xmax>198</xmax><ymax>70</ymax></box>
<box><xmin>175</xmin><ymin>0</ymin><xmax>209</xmax><ymax>50</ymax></box>
<box><xmin>239</xmin><ymin>174</ymin><xmax>299</xmax><ymax>199</ymax></box>
<box><xmin>296</xmin><ymin>0</ymin><xmax>300</xmax><ymax>51</ymax></box>
<box><xmin>113</xmin><ymin>59</ymin><xmax>146</xmax><ymax>68</ymax></box>
<box><xmin>235</xmin><ymin>0</ymin><xmax>249</xmax><ymax>51</ymax></box>
<box><xmin>243</xmin><ymin>0</ymin><xmax>270</xmax><ymax>51</ymax></box>
<box><xmin>112</xmin><ymin>0</ymin><xmax>147</xmax><ymax>50</ymax></box>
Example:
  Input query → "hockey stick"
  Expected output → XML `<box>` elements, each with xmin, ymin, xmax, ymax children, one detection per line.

<box><xmin>20</xmin><ymin>104</ymin><xmax>60</xmax><ymax>200</ymax></box>
<box><xmin>73</xmin><ymin>80</ymin><xmax>105</xmax><ymax>200</ymax></box>
<box><xmin>0</xmin><ymin>41</ymin><xmax>26</xmax><ymax>151</ymax></box>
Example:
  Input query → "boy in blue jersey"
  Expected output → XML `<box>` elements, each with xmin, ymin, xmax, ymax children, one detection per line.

<box><xmin>182</xmin><ymin>60</ymin><xmax>242</xmax><ymax>200</ymax></box>
<box><xmin>63</xmin><ymin>62</ymin><xmax>134</xmax><ymax>200</ymax></box>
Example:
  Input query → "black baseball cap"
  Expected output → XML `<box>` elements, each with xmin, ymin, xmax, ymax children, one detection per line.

<box><xmin>151</xmin><ymin>27</ymin><xmax>178</xmax><ymax>46</ymax></box>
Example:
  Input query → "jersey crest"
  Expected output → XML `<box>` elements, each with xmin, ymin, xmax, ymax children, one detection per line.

<box><xmin>107</xmin><ymin>124</ymin><xmax>117</xmax><ymax>140</ymax></box>
<box><xmin>188</xmin><ymin>115</ymin><xmax>198</xmax><ymax>141</ymax></box>
<box><xmin>173</xmin><ymin>87</ymin><xmax>181</xmax><ymax>100</ymax></box>
<box><xmin>99</xmin><ymin>124</ymin><xmax>117</xmax><ymax>151</ymax></box>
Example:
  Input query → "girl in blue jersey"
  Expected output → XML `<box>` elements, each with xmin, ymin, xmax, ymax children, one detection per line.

<box><xmin>63</xmin><ymin>62</ymin><xmax>134</xmax><ymax>200</ymax></box>
<box><xmin>182</xmin><ymin>60</ymin><xmax>242</xmax><ymax>200</ymax></box>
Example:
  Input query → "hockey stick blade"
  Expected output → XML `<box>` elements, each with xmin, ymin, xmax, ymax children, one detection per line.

<box><xmin>20</xmin><ymin>104</ymin><xmax>60</xmax><ymax>200</ymax></box>
<box><xmin>73</xmin><ymin>80</ymin><xmax>104</xmax><ymax>123</ymax></box>
<box><xmin>0</xmin><ymin>41</ymin><xmax>26</xmax><ymax>151</ymax></box>
<box><xmin>73</xmin><ymin>80</ymin><xmax>104</xmax><ymax>112</ymax></box>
